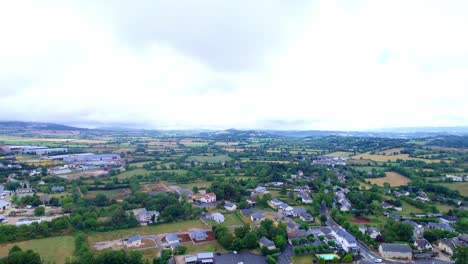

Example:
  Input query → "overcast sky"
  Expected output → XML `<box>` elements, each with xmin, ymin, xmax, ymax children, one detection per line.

<box><xmin>1</xmin><ymin>0</ymin><xmax>468</xmax><ymax>130</ymax></box>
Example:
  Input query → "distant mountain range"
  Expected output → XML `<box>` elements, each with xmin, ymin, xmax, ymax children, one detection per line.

<box><xmin>0</xmin><ymin>121</ymin><xmax>468</xmax><ymax>138</ymax></box>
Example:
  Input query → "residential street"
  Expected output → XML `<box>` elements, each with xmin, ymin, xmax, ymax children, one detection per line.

<box><xmin>319</xmin><ymin>201</ymin><xmax>454</xmax><ymax>264</ymax></box>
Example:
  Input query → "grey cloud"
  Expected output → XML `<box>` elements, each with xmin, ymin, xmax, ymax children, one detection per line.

<box><xmin>98</xmin><ymin>0</ymin><xmax>309</xmax><ymax>72</ymax></box>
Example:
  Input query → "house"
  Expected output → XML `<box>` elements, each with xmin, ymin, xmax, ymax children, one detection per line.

<box><xmin>294</xmin><ymin>186</ymin><xmax>309</xmax><ymax>192</ymax></box>
<box><xmin>259</xmin><ymin>236</ymin><xmax>276</xmax><ymax>250</ymax></box>
<box><xmin>184</xmin><ymin>252</ymin><xmax>214</xmax><ymax>264</ymax></box>
<box><xmin>427</xmin><ymin>222</ymin><xmax>456</xmax><ymax>232</ymax></box>
<box><xmin>367</xmin><ymin>227</ymin><xmax>381</xmax><ymax>239</ymax></box>
<box><xmin>165</xmin><ymin>233</ymin><xmax>180</xmax><ymax>249</ymax></box>
<box><xmin>268</xmin><ymin>198</ymin><xmax>283</xmax><ymax>208</ymax></box>
<box><xmin>0</xmin><ymin>200</ymin><xmax>10</xmax><ymax>211</ymax></box>
<box><xmin>189</xmin><ymin>230</ymin><xmax>208</xmax><ymax>242</ymax></box>
<box><xmin>387</xmin><ymin>212</ymin><xmax>401</xmax><ymax>221</ymax></box>
<box><xmin>51</xmin><ymin>186</ymin><xmax>65</xmax><ymax>192</ymax></box>
<box><xmin>176</xmin><ymin>189</ymin><xmax>193</xmax><ymax>199</ymax></box>
<box><xmin>184</xmin><ymin>255</ymin><xmax>198</xmax><ymax>264</ymax></box>
<box><xmin>359</xmin><ymin>225</ymin><xmax>367</xmax><ymax>234</ymax></box>
<box><xmin>241</xmin><ymin>208</ymin><xmax>254</xmax><ymax>216</ymax></box>
<box><xmin>379</xmin><ymin>243</ymin><xmax>412</xmax><ymax>260</ymax></box>
<box><xmin>126</xmin><ymin>235</ymin><xmax>142</xmax><ymax>247</ymax></box>
<box><xmin>291</xmin><ymin>208</ymin><xmax>307</xmax><ymax>217</ymax></box>
<box><xmin>439</xmin><ymin>215</ymin><xmax>458</xmax><ymax>224</ymax></box>
<box><xmin>298</xmin><ymin>191</ymin><xmax>312</xmax><ymax>203</ymax></box>
<box><xmin>278</xmin><ymin>203</ymin><xmax>293</xmax><ymax>213</ymax></box>
<box><xmin>446</xmin><ymin>175</ymin><xmax>463</xmax><ymax>182</ymax></box>
<box><xmin>332</xmin><ymin>227</ymin><xmax>358</xmax><ymax>252</ymax></box>
<box><xmin>134</xmin><ymin>208</ymin><xmax>160</xmax><ymax>225</ymax></box>
<box><xmin>414</xmin><ymin>238</ymin><xmax>433</xmax><ymax>252</ymax></box>
<box><xmin>224</xmin><ymin>202</ymin><xmax>237</xmax><ymax>211</ymax></box>
<box><xmin>299</xmin><ymin>213</ymin><xmax>314</xmax><ymax>222</ymax></box>
<box><xmin>402</xmin><ymin>220</ymin><xmax>424</xmax><ymax>238</ymax></box>
<box><xmin>247</xmin><ymin>196</ymin><xmax>256</xmax><ymax>206</ymax></box>
<box><xmin>165</xmin><ymin>233</ymin><xmax>180</xmax><ymax>245</ymax></box>
<box><xmin>254</xmin><ymin>186</ymin><xmax>268</xmax><ymax>194</ymax></box>
<box><xmin>381</xmin><ymin>201</ymin><xmax>393</xmax><ymax>210</ymax></box>
<box><xmin>197</xmin><ymin>252</ymin><xmax>214</xmax><ymax>263</ymax></box>
<box><xmin>270</xmin><ymin>182</ymin><xmax>284</xmax><ymax>187</ymax></box>
<box><xmin>200</xmin><ymin>192</ymin><xmax>216</xmax><ymax>203</ymax></box>
<box><xmin>251</xmin><ymin>212</ymin><xmax>265</xmax><ymax>222</ymax></box>
<box><xmin>206</xmin><ymin>212</ymin><xmax>225</xmax><ymax>223</ymax></box>
<box><xmin>438</xmin><ymin>237</ymin><xmax>465</xmax><ymax>255</ymax></box>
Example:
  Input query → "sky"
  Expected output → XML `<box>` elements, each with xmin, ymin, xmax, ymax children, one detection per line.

<box><xmin>1</xmin><ymin>0</ymin><xmax>468</xmax><ymax>131</ymax></box>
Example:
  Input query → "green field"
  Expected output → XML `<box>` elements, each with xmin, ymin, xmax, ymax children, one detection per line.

<box><xmin>0</xmin><ymin>236</ymin><xmax>74</xmax><ymax>264</ymax></box>
<box><xmin>206</xmin><ymin>213</ymin><xmax>245</xmax><ymax>227</ymax></box>
<box><xmin>184</xmin><ymin>241</ymin><xmax>227</xmax><ymax>253</ymax></box>
<box><xmin>186</xmin><ymin>155</ymin><xmax>232</xmax><ymax>163</ymax></box>
<box><xmin>87</xmin><ymin>219</ymin><xmax>206</xmax><ymax>245</ymax></box>
<box><xmin>116</xmin><ymin>168</ymin><xmax>151</xmax><ymax>179</ymax></box>
<box><xmin>440</xmin><ymin>182</ymin><xmax>468</xmax><ymax>197</ymax></box>
<box><xmin>86</xmin><ymin>188</ymin><xmax>128</xmax><ymax>199</ymax></box>
<box><xmin>292</xmin><ymin>255</ymin><xmax>316</xmax><ymax>264</ymax></box>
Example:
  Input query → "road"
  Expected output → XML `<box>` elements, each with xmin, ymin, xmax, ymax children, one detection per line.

<box><xmin>320</xmin><ymin>201</ymin><xmax>453</xmax><ymax>264</ymax></box>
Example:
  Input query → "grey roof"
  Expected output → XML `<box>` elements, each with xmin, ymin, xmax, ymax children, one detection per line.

<box><xmin>292</xmin><ymin>208</ymin><xmax>307</xmax><ymax>214</ymax></box>
<box><xmin>335</xmin><ymin>227</ymin><xmax>356</xmax><ymax>243</ymax></box>
<box><xmin>51</xmin><ymin>186</ymin><xmax>65</xmax><ymax>192</ymax></box>
<box><xmin>241</xmin><ymin>209</ymin><xmax>253</xmax><ymax>216</ymax></box>
<box><xmin>380</xmin><ymin>243</ymin><xmax>412</xmax><ymax>253</ymax></box>
<box><xmin>271</xmin><ymin>198</ymin><xmax>282</xmax><ymax>204</ymax></box>
<box><xmin>428</xmin><ymin>222</ymin><xmax>456</xmax><ymax>232</ymax></box>
<box><xmin>197</xmin><ymin>252</ymin><xmax>214</xmax><ymax>259</ymax></box>
<box><xmin>166</xmin><ymin>233</ymin><xmax>179</xmax><ymax>242</ymax></box>
<box><xmin>0</xmin><ymin>200</ymin><xmax>9</xmax><ymax>208</ymax></box>
<box><xmin>251</xmin><ymin>212</ymin><xmax>264</xmax><ymax>219</ymax></box>
<box><xmin>415</xmin><ymin>238</ymin><xmax>430</xmax><ymax>248</ymax></box>
<box><xmin>128</xmin><ymin>235</ymin><xmax>141</xmax><ymax>243</ymax></box>
<box><xmin>224</xmin><ymin>202</ymin><xmax>235</xmax><ymax>207</ymax></box>
<box><xmin>190</xmin><ymin>230</ymin><xmax>208</xmax><ymax>240</ymax></box>
<box><xmin>259</xmin><ymin>236</ymin><xmax>275</xmax><ymax>247</ymax></box>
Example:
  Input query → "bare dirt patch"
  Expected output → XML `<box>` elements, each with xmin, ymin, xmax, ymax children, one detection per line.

<box><xmin>368</xmin><ymin>171</ymin><xmax>411</xmax><ymax>187</ymax></box>
<box><xmin>349</xmin><ymin>217</ymin><xmax>371</xmax><ymax>223</ymax></box>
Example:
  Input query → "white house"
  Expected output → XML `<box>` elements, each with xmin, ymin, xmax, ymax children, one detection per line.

<box><xmin>259</xmin><ymin>237</ymin><xmax>276</xmax><ymax>250</ymax></box>
<box><xmin>332</xmin><ymin>227</ymin><xmax>358</xmax><ymax>252</ymax></box>
<box><xmin>224</xmin><ymin>202</ymin><xmax>237</xmax><ymax>211</ymax></box>
<box><xmin>414</xmin><ymin>238</ymin><xmax>433</xmax><ymax>252</ymax></box>
<box><xmin>133</xmin><ymin>208</ymin><xmax>159</xmax><ymax>225</ymax></box>
<box><xmin>298</xmin><ymin>191</ymin><xmax>312</xmax><ymax>203</ymax></box>
<box><xmin>126</xmin><ymin>235</ymin><xmax>142</xmax><ymax>247</ymax></box>
<box><xmin>251</xmin><ymin>212</ymin><xmax>265</xmax><ymax>222</ymax></box>
<box><xmin>200</xmin><ymin>192</ymin><xmax>217</xmax><ymax>203</ymax></box>
<box><xmin>0</xmin><ymin>200</ymin><xmax>10</xmax><ymax>211</ymax></box>
<box><xmin>446</xmin><ymin>175</ymin><xmax>463</xmax><ymax>182</ymax></box>
<box><xmin>268</xmin><ymin>198</ymin><xmax>283</xmax><ymax>208</ymax></box>
<box><xmin>254</xmin><ymin>186</ymin><xmax>268</xmax><ymax>194</ymax></box>
<box><xmin>206</xmin><ymin>212</ymin><xmax>225</xmax><ymax>223</ymax></box>
<box><xmin>379</xmin><ymin>243</ymin><xmax>412</xmax><ymax>260</ymax></box>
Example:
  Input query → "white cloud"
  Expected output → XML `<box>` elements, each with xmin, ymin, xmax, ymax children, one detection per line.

<box><xmin>0</xmin><ymin>0</ymin><xmax>467</xmax><ymax>130</ymax></box>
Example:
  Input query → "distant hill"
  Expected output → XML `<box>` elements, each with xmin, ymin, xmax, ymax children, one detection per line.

<box><xmin>0</xmin><ymin>121</ymin><xmax>86</xmax><ymax>131</ymax></box>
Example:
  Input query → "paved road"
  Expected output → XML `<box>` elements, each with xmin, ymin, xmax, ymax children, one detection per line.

<box><xmin>319</xmin><ymin>201</ymin><xmax>453</xmax><ymax>264</ymax></box>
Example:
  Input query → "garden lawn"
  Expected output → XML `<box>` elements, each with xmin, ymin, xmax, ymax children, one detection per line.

<box><xmin>0</xmin><ymin>236</ymin><xmax>74</xmax><ymax>264</ymax></box>
<box><xmin>87</xmin><ymin>219</ymin><xmax>206</xmax><ymax>245</ymax></box>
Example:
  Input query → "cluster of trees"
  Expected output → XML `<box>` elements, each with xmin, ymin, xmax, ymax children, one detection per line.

<box><xmin>381</xmin><ymin>220</ymin><xmax>413</xmax><ymax>242</ymax></box>
<box><xmin>213</xmin><ymin>219</ymin><xmax>288</xmax><ymax>252</ymax></box>
<box><xmin>70</xmin><ymin>233</ymin><xmax>144</xmax><ymax>264</ymax></box>
<box><xmin>0</xmin><ymin>246</ymin><xmax>42</xmax><ymax>264</ymax></box>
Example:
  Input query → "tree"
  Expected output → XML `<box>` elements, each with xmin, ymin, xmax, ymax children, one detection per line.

<box><xmin>266</xmin><ymin>255</ymin><xmax>277</xmax><ymax>264</ymax></box>
<box><xmin>243</xmin><ymin>232</ymin><xmax>258</xmax><ymax>249</ymax></box>
<box><xmin>34</xmin><ymin>207</ymin><xmax>45</xmax><ymax>216</ymax></box>
<box><xmin>319</xmin><ymin>215</ymin><xmax>327</xmax><ymax>225</ymax></box>
<box><xmin>453</xmin><ymin>246</ymin><xmax>468</xmax><ymax>264</ymax></box>
<box><xmin>343</xmin><ymin>254</ymin><xmax>353</xmax><ymax>263</ymax></box>
<box><xmin>275</xmin><ymin>235</ymin><xmax>287</xmax><ymax>250</ymax></box>
<box><xmin>1</xmin><ymin>246</ymin><xmax>42</xmax><ymax>264</ymax></box>
<box><xmin>173</xmin><ymin>246</ymin><xmax>187</xmax><ymax>255</ymax></box>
